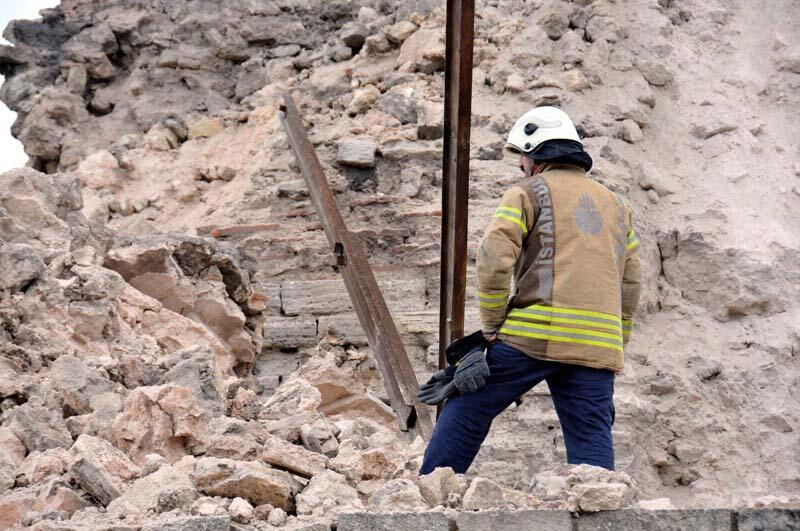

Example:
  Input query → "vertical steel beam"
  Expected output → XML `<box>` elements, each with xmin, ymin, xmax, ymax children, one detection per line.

<box><xmin>280</xmin><ymin>94</ymin><xmax>433</xmax><ymax>440</ymax></box>
<box><xmin>439</xmin><ymin>0</ymin><xmax>475</xmax><ymax>383</ymax></box>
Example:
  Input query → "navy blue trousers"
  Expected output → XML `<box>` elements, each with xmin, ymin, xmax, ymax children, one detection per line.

<box><xmin>420</xmin><ymin>340</ymin><xmax>615</xmax><ymax>475</ymax></box>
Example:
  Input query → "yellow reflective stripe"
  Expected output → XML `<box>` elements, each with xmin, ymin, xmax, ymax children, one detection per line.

<box><xmin>476</xmin><ymin>290</ymin><xmax>509</xmax><ymax>300</ymax></box>
<box><xmin>515</xmin><ymin>304</ymin><xmax>621</xmax><ymax>325</ymax></box>
<box><xmin>507</xmin><ymin>310</ymin><xmax>622</xmax><ymax>333</ymax></box>
<box><xmin>494</xmin><ymin>214</ymin><xmax>528</xmax><ymax>235</ymax></box>
<box><xmin>622</xmin><ymin>319</ymin><xmax>633</xmax><ymax>339</ymax></box>
<box><xmin>480</xmin><ymin>300</ymin><xmax>507</xmax><ymax>309</ymax></box>
<box><xmin>500</xmin><ymin>327</ymin><xmax>623</xmax><ymax>353</ymax></box>
<box><xmin>493</xmin><ymin>207</ymin><xmax>528</xmax><ymax>235</ymax></box>
<box><xmin>627</xmin><ymin>231</ymin><xmax>640</xmax><ymax>250</ymax></box>
<box><xmin>504</xmin><ymin>319</ymin><xmax>622</xmax><ymax>342</ymax></box>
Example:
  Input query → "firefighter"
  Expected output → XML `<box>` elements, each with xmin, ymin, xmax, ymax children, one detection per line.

<box><xmin>419</xmin><ymin>106</ymin><xmax>642</xmax><ymax>474</ymax></box>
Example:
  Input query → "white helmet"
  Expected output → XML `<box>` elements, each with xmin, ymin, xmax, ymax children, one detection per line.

<box><xmin>505</xmin><ymin>106</ymin><xmax>581</xmax><ymax>155</ymax></box>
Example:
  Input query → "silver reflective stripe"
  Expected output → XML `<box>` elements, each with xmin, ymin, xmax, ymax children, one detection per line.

<box><xmin>509</xmin><ymin>307</ymin><xmax>621</xmax><ymax>328</ymax></box>
<box><xmin>501</xmin><ymin>323</ymin><xmax>624</xmax><ymax>348</ymax></box>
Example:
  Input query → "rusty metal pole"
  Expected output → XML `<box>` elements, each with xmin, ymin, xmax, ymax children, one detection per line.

<box><xmin>279</xmin><ymin>94</ymin><xmax>433</xmax><ymax>440</ymax></box>
<box><xmin>439</xmin><ymin>0</ymin><xmax>475</xmax><ymax>394</ymax></box>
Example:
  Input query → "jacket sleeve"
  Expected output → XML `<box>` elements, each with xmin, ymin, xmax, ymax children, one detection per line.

<box><xmin>476</xmin><ymin>186</ymin><xmax>536</xmax><ymax>334</ymax></box>
<box><xmin>621</xmin><ymin>210</ymin><xmax>642</xmax><ymax>344</ymax></box>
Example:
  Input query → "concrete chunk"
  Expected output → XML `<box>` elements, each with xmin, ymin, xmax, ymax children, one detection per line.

<box><xmin>337</xmin><ymin>511</ymin><xmax>449</xmax><ymax>531</ymax></box>
<box><xmin>576</xmin><ymin>509</ymin><xmax>732</xmax><ymax>531</ymax></box>
<box><xmin>457</xmin><ymin>510</ymin><xmax>572</xmax><ymax>531</ymax></box>
<box><xmin>738</xmin><ymin>509</ymin><xmax>800</xmax><ymax>531</ymax></box>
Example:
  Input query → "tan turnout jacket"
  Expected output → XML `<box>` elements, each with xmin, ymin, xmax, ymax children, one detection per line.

<box><xmin>476</xmin><ymin>164</ymin><xmax>642</xmax><ymax>371</ymax></box>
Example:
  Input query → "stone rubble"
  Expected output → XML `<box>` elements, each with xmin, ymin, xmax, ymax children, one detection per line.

<box><xmin>0</xmin><ymin>0</ymin><xmax>799</xmax><ymax>528</ymax></box>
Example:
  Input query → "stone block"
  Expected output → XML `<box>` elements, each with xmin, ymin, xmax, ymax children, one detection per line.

<box><xmin>281</xmin><ymin>278</ymin><xmax>426</xmax><ymax>316</ymax></box>
<box><xmin>142</xmin><ymin>515</ymin><xmax>231</xmax><ymax>531</ymax></box>
<box><xmin>337</xmin><ymin>137</ymin><xmax>377</xmax><ymax>168</ymax></box>
<box><xmin>576</xmin><ymin>509</ymin><xmax>732</xmax><ymax>531</ymax></box>
<box><xmin>738</xmin><ymin>509</ymin><xmax>800</xmax><ymax>531</ymax></box>
<box><xmin>317</xmin><ymin>313</ymin><xmax>367</xmax><ymax>345</ymax></box>
<box><xmin>262</xmin><ymin>315</ymin><xmax>318</xmax><ymax>349</ymax></box>
<box><xmin>457</xmin><ymin>510</ymin><xmax>572</xmax><ymax>531</ymax></box>
<box><xmin>337</xmin><ymin>511</ymin><xmax>449</xmax><ymax>531</ymax></box>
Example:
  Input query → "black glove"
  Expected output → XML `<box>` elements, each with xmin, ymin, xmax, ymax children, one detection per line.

<box><xmin>454</xmin><ymin>348</ymin><xmax>490</xmax><ymax>394</ymax></box>
<box><xmin>418</xmin><ymin>365</ymin><xmax>457</xmax><ymax>405</ymax></box>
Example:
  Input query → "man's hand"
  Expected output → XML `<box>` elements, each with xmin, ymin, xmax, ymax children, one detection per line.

<box><xmin>484</xmin><ymin>332</ymin><xmax>498</xmax><ymax>343</ymax></box>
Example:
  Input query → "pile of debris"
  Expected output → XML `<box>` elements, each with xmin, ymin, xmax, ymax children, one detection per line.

<box><xmin>0</xmin><ymin>166</ymin><xmax>645</xmax><ymax>529</ymax></box>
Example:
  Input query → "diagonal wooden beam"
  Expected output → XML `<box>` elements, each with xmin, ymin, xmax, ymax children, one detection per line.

<box><xmin>439</xmin><ymin>0</ymin><xmax>475</xmax><ymax>386</ymax></box>
<box><xmin>279</xmin><ymin>94</ymin><xmax>433</xmax><ymax>440</ymax></box>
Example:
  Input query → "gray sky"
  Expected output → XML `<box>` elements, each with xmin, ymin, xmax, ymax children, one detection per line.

<box><xmin>1</xmin><ymin>0</ymin><xmax>60</xmax><ymax>173</ymax></box>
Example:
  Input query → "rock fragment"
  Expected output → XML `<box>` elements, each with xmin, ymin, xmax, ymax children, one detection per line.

<box><xmin>536</xmin><ymin>1</ymin><xmax>573</xmax><ymax>40</ymax></box>
<box><xmin>67</xmin><ymin>434</ymin><xmax>141</xmax><ymax>505</ymax></box>
<box><xmin>417</xmin><ymin>466</ymin><xmax>467</xmax><ymax>507</ymax></box>
<box><xmin>417</xmin><ymin>101</ymin><xmax>444</xmax><ymax>140</ymax></box>
<box><xmin>637</xmin><ymin>59</ymin><xmax>674</xmax><ymax>86</ymax></box>
<box><xmin>379</xmin><ymin>85</ymin><xmax>418</xmax><ymax>124</ymax></box>
<box><xmin>268</xmin><ymin>507</ymin><xmax>287</xmax><ymax>526</ymax></box>
<box><xmin>369</xmin><ymin>478</ymin><xmax>427</xmax><ymax>511</ymax></box>
<box><xmin>385</xmin><ymin>21</ymin><xmax>418</xmax><ymax>44</ymax></box>
<box><xmin>159</xmin><ymin>346</ymin><xmax>226</xmax><ymax>417</ymax></box>
<box><xmin>337</xmin><ymin>137</ymin><xmax>377</xmax><ymax>168</ymax></box>
<box><xmin>462</xmin><ymin>477</ymin><xmax>506</xmax><ymax>511</ymax></box>
<box><xmin>107</xmin><ymin>458</ymin><xmax>197</xmax><ymax>515</ymax></box>
<box><xmin>50</xmin><ymin>355</ymin><xmax>116</xmax><ymax>415</ymax></box>
<box><xmin>112</xmin><ymin>384</ymin><xmax>208</xmax><ymax>464</ymax></box>
<box><xmin>0</xmin><ymin>428</ymin><xmax>25</xmax><ymax>493</ymax></box>
<box><xmin>6</xmin><ymin>404</ymin><xmax>73</xmax><ymax>452</ymax></box>
<box><xmin>187</xmin><ymin>117</ymin><xmax>224</xmax><ymax>139</ymax></box>
<box><xmin>621</xmin><ymin>119</ymin><xmax>644</xmax><ymax>144</ymax></box>
<box><xmin>296</xmin><ymin>469</ymin><xmax>363</xmax><ymax>516</ymax></box>
<box><xmin>260</xmin><ymin>433</ymin><xmax>329</xmax><ymax>478</ymax></box>
<box><xmin>397</xmin><ymin>29</ymin><xmax>445</xmax><ymax>73</ymax></box>
<box><xmin>347</xmin><ymin>85</ymin><xmax>381</xmax><ymax>116</ymax></box>
<box><xmin>228</xmin><ymin>497</ymin><xmax>254</xmax><ymax>523</ymax></box>
<box><xmin>340</xmin><ymin>22</ymin><xmax>368</xmax><ymax>51</ymax></box>
<box><xmin>0</xmin><ymin>244</ymin><xmax>45</xmax><ymax>292</ymax></box>
<box><xmin>144</xmin><ymin>124</ymin><xmax>179</xmax><ymax>151</ymax></box>
<box><xmin>572</xmin><ymin>481</ymin><xmax>629</xmax><ymax>511</ymax></box>
<box><xmin>15</xmin><ymin>448</ymin><xmax>67</xmax><ymax>486</ymax></box>
<box><xmin>192</xmin><ymin>457</ymin><xmax>302</xmax><ymax>510</ymax></box>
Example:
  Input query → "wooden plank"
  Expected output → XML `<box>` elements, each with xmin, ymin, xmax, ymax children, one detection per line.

<box><xmin>279</xmin><ymin>94</ymin><xmax>433</xmax><ymax>439</ymax></box>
